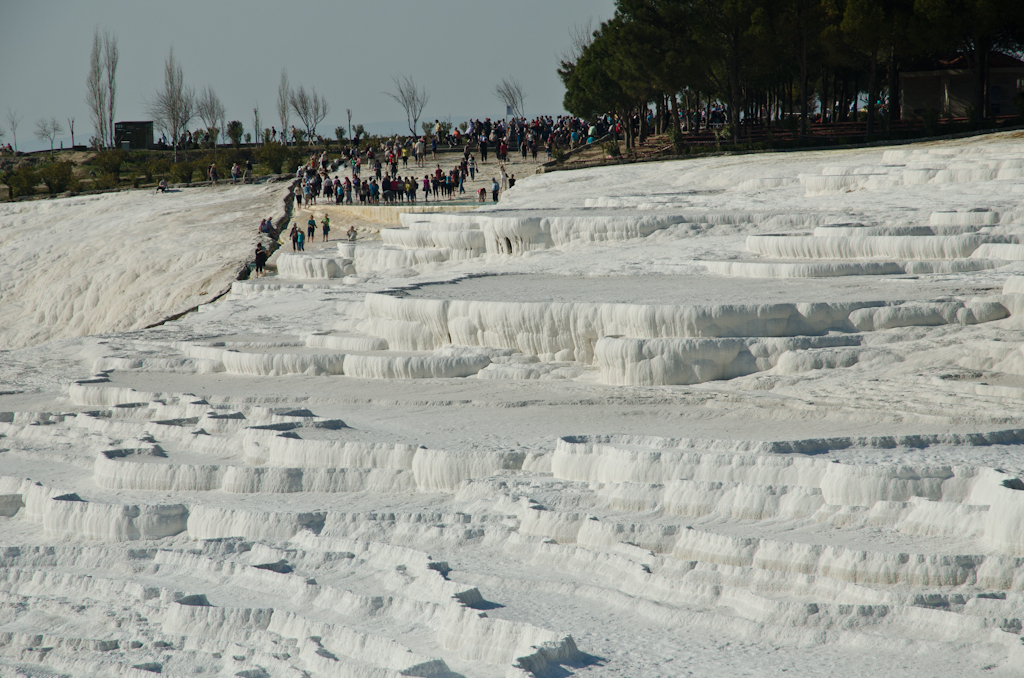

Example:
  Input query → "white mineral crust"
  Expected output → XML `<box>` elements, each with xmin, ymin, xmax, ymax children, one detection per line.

<box><xmin>4</xmin><ymin>132</ymin><xmax>1024</xmax><ymax>676</ymax></box>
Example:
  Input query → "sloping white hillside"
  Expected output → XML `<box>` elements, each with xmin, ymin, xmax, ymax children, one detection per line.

<box><xmin>0</xmin><ymin>183</ymin><xmax>284</xmax><ymax>350</ymax></box>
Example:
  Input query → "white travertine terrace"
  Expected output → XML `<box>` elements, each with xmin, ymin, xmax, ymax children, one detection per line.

<box><xmin>5</xmin><ymin>132</ymin><xmax>1024</xmax><ymax>676</ymax></box>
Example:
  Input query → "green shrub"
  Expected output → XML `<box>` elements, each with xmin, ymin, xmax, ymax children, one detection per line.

<box><xmin>922</xmin><ymin>109</ymin><xmax>941</xmax><ymax>137</ymax></box>
<box><xmin>552</xmin><ymin>147</ymin><xmax>566</xmax><ymax>162</ymax></box>
<box><xmin>195</xmin><ymin>152</ymin><xmax>215</xmax><ymax>174</ymax></box>
<box><xmin>92</xmin><ymin>173</ymin><xmax>119</xmax><ymax>190</ymax></box>
<box><xmin>603</xmin><ymin>141</ymin><xmax>621</xmax><ymax>157</ymax></box>
<box><xmin>283</xmin><ymin>149</ymin><xmax>305</xmax><ymax>175</ymax></box>
<box><xmin>2</xmin><ymin>167</ymin><xmax>40</xmax><ymax>198</ymax></box>
<box><xmin>257</xmin><ymin>143</ymin><xmax>289</xmax><ymax>174</ymax></box>
<box><xmin>195</xmin><ymin>151</ymin><xmax>235</xmax><ymax>179</ymax></box>
<box><xmin>227</xmin><ymin>120</ymin><xmax>244</xmax><ymax>147</ymax></box>
<box><xmin>147</xmin><ymin>158</ymin><xmax>171</xmax><ymax>182</ymax></box>
<box><xmin>669</xmin><ymin>127</ymin><xmax>686</xmax><ymax>154</ymax></box>
<box><xmin>92</xmin><ymin>149</ymin><xmax>128</xmax><ymax>177</ymax></box>
<box><xmin>39</xmin><ymin>162</ymin><xmax>79</xmax><ymax>194</ymax></box>
<box><xmin>172</xmin><ymin>161</ymin><xmax>195</xmax><ymax>184</ymax></box>
<box><xmin>202</xmin><ymin>128</ymin><xmax>219</xmax><ymax>149</ymax></box>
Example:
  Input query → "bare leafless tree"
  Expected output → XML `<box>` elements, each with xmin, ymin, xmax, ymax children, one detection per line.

<box><xmin>86</xmin><ymin>29</ymin><xmax>108</xmax><ymax>149</ymax></box>
<box><xmin>289</xmin><ymin>84</ymin><xmax>329</xmax><ymax>140</ymax></box>
<box><xmin>104</xmin><ymin>31</ymin><xmax>118</xmax><ymax>147</ymax></box>
<box><xmin>146</xmin><ymin>47</ymin><xmax>195</xmax><ymax>162</ymax></box>
<box><xmin>67</xmin><ymin>117</ymin><xmax>75</xmax><ymax>147</ymax></box>
<box><xmin>35</xmin><ymin>118</ymin><xmax>64</xmax><ymax>153</ymax></box>
<box><xmin>288</xmin><ymin>85</ymin><xmax>311</xmax><ymax>139</ymax></box>
<box><xmin>252</xmin><ymin>103</ymin><xmax>261</xmax><ymax>147</ymax></box>
<box><xmin>494</xmin><ymin>77</ymin><xmax>527</xmax><ymax>120</ymax></box>
<box><xmin>86</xmin><ymin>29</ymin><xmax>118</xmax><ymax>148</ymax></box>
<box><xmin>196</xmin><ymin>85</ymin><xmax>225</xmax><ymax>148</ymax></box>
<box><xmin>559</xmin><ymin>18</ymin><xmax>595</xmax><ymax>69</ymax></box>
<box><xmin>277</xmin><ymin>70</ymin><xmax>290</xmax><ymax>141</ymax></box>
<box><xmin>5</xmin><ymin>107</ymin><xmax>23</xmax><ymax>152</ymax></box>
<box><xmin>384</xmin><ymin>75</ymin><xmax>429</xmax><ymax>137</ymax></box>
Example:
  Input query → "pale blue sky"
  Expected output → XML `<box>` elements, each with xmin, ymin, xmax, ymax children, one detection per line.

<box><xmin>0</xmin><ymin>0</ymin><xmax>615</xmax><ymax>152</ymax></box>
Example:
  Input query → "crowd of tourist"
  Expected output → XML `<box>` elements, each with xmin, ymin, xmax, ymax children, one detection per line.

<box><xmin>242</xmin><ymin>111</ymin><xmax>667</xmax><ymax>276</ymax></box>
<box><xmin>275</xmin><ymin>112</ymin><xmax>639</xmax><ymax>211</ymax></box>
<box><xmin>247</xmin><ymin>113</ymin><xmax>640</xmax><ymax>278</ymax></box>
